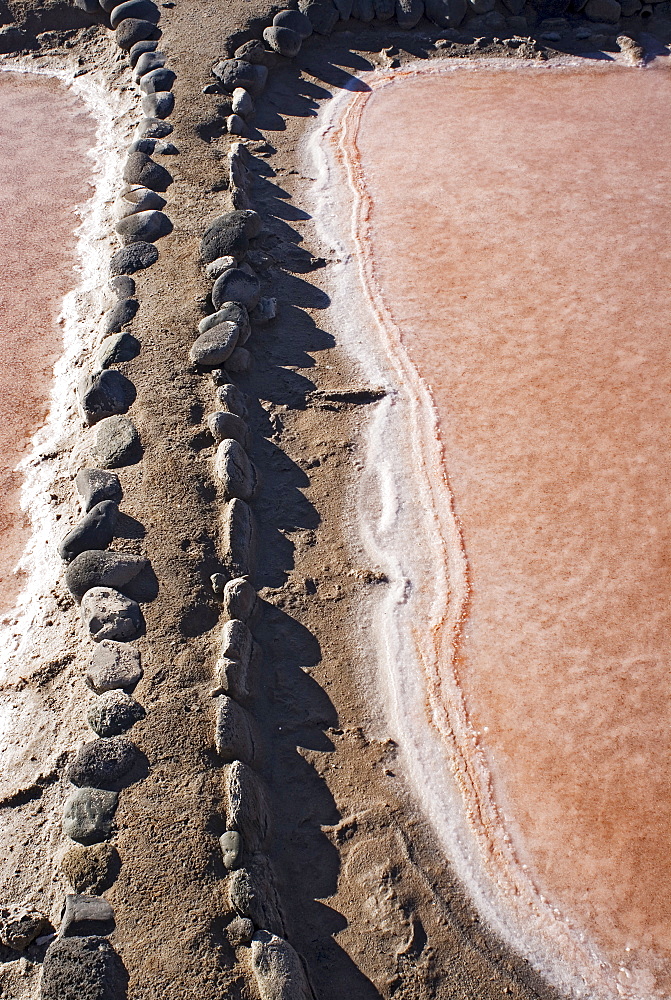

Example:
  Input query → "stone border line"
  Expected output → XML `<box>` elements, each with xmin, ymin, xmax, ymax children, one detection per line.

<box><xmin>0</xmin><ymin>0</ymin><xmax>180</xmax><ymax>990</ymax></box>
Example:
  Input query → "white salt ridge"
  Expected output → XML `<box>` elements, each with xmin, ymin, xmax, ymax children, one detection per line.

<box><xmin>302</xmin><ymin>59</ymin><xmax>658</xmax><ymax>1000</ymax></box>
<box><xmin>0</xmin><ymin>61</ymin><xmax>137</xmax><ymax>806</ymax></box>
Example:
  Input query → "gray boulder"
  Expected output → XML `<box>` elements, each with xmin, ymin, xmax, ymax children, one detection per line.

<box><xmin>96</xmin><ymin>332</ymin><xmax>141</xmax><ymax>369</ymax></box>
<box><xmin>58</xmin><ymin>501</ymin><xmax>118</xmax><ymax>563</ymax></box>
<box><xmin>141</xmin><ymin>91</ymin><xmax>175</xmax><ymax>118</ymax></box>
<box><xmin>123</xmin><ymin>152</ymin><xmax>172</xmax><ymax>192</ymax></box>
<box><xmin>212</xmin><ymin>59</ymin><xmax>268</xmax><ymax>97</ymax></box>
<box><xmin>233</xmin><ymin>39</ymin><xmax>277</xmax><ymax>66</ymax></box>
<box><xmin>212</xmin><ymin>268</ymin><xmax>260</xmax><ymax>311</ymax></box>
<box><xmin>115</xmin><ymin>209</ymin><xmax>172</xmax><ymax>244</ymax></box>
<box><xmin>93</xmin><ymin>415</ymin><xmax>141</xmax><ymax>468</ymax></box>
<box><xmin>133</xmin><ymin>49</ymin><xmax>165</xmax><ymax>80</ymax></box>
<box><xmin>215</xmin><ymin>439</ymin><xmax>258</xmax><ymax>501</ymax></box>
<box><xmin>41</xmin><ymin>935</ymin><xmax>126</xmax><ymax>1000</ymax></box>
<box><xmin>217</xmin><ymin>382</ymin><xmax>248</xmax><ymax>418</ymax></box>
<box><xmin>65</xmin><ymin>550</ymin><xmax>146</xmax><ymax>603</ymax></box>
<box><xmin>67</xmin><ymin>736</ymin><xmax>138</xmax><ymax>789</ymax></box>
<box><xmin>208</xmin><ymin>411</ymin><xmax>251</xmax><ymax>449</ymax></box>
<box><xmin>263</xmin><ymin>25</ymin><xmax>302</xmax><ymax>57</ymax></box>
<box><xmin>220</xmin><ymin>617</ymin><xmax>253</xmax><ymax>665</ymax></box>
<box><xmin>108</xmin><ymin>274</ymin><xmax>135</xmax><ymax>299</ymax></box>
<box><xmin>81</xmin><ymin>586</ymin><xmax>143</xmax><ymax>642</ymax></box>
<box><xmin>59</xmin><ymin>895</ymin><xmax>115</xmax><ymax>937</ymax></box>
<box><xmin>75</xmin><ymin>470</ymin><xmax>122</xmax><ymax>513</ymax></box>
<box><xmin>128</xmin><ymin>37</ymin><xmax>158</xmax><ymax>67</ymax></box>
<box><xmin>190</xmin><ymin>322</ymin><xmax>240</xmax><ymax>367</ymax></box>
<box><xmin>425</xmin><ymin>0</ymin><xmax>467</xmax><ymax>23</ymax></box>
<box><xmin>251</xmin><ymin>931</ymin><xmax>314</xmax><ymax>1000</ymax></box>
<box><xmin>200</xmin><ymin>209</ymin><xmax>261</xmax><ymax>264</ymax></box>
<box><xmin>87</xmin><ymin>690</ymin><xmax>145</xmax><ymax>737</ymax></box>
<box><xmin>116</xmin><ymin>185</ymin><xmax>167</xmax><ymax>216</ymax></box>
<box><xmin>273</xmin><ymin>8</ymin><xmax>313</xmax><ymax>35</ymax></box>
<box><xmin>114</xmin><ymin>17</ymin><xmax>158</xmax><ymax>49</ymax></box>
<box><xmin>139</xmin><ymin>67</ymin><xmax>176</xmax><ymax>93</ymax></box>
<box><xmin>109</xmin><ymin>0</ymin><xmax>159</xmax><ymax>26</ymax></box>
<box><xmin>215</xmin><ymin>695</ymin><xmax>259</xmax><ymax>765</ymax></box>
<box><xmin>298</xmin><ymin>0</ymin><xmax>339</xmax><ymax>32</ymax></box>
<box><xmin>87</xmin><ymin>640</ymin><xmax>142</xmax><ymax>693</ymax></box>
<box><xmin>221</xmin><ymin>498</ymin><xmax>256</xmax><ymax>578</ymax></box>
<box><xmin>229</xmin><ymin>856</ymin><xmax>285</xmax><ymax>936</ymax></box>
<box><xmin>222</xmin><ymin>577</ymin><xmax>256</xmax><ymax>622</ymax></box>
<box><xmin>199</xmin><ymin>302</ymin><xmax>251</xmax><ymax>343</ymax></box>
<box><xmin>102</xmin><ymin>296</ymin><xmax>138</xmax><ymax>333</ymax></box>
<box><xmin>78</xmin><ymin>370</ymin><xmax>136</xmax><ymax>425</ymax></box>
<box><xmin>135</xmin><ymin>116</ymin><xmax>173</xmax><ymax>138</ymax></box>
<box><xmin>109</xmin><ymin>240</ymin><xmax>158</xmax><ymax>276</ymax></box>
<box><xmin>225</xmin><ymin>760</ymin><xmax>271</xmax><ymax>851</ymax></box>
<box><xmin>62</xmin><ymin>788</ymin><xmax>118</xmax><ymax>844</ymax></box>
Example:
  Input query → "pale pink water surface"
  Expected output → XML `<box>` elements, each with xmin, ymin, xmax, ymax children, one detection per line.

<box><xmin>346</xmin><ymin>62</ymin><xmax>671</xmax><ymax>987</ymax></box>
<box><xmin>0</xmin><ymin>73</ymin><xmax>95</xmax><ymax>612</ymax></box>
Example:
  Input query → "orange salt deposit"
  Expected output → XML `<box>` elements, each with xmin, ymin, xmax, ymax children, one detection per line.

<box><xmin>0</xmin><ymin>73</ymin><xmax>95</xmax><ymax>612</ymax></box>
<box><xmin>345</xmin><ymin>62</ymin><xmax>671</xmax><ymax>991</ymax></box>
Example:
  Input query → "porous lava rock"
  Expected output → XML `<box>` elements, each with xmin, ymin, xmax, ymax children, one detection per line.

<box><xmin>67</xmin><ymin>736</ymin><xmax>138</xmax><ymax>788</ymax></box>
<box><xmin>41</xmin><ymin>936</ymin><xmax>127</xmax><ymax>1000</ymax></box>
<box><xmin>110</xmin><ymin>240</ymin><xmax>159</xmax><ymax>275</ymax></box>
<box><xmin>60</xmin><ymin>843</ymin><xmax>120</xmax><ymax>895</ymax></box>
<box><xmin>87</xmin><ymin>689</ymin><xmax>146</xmax><ymax>737</ymax></box>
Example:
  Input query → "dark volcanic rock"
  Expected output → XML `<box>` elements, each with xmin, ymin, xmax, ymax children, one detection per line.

<box><xmin>65</xmin><ymin>550</ymin><xmax>146</xmax><ymax>603</ymax></box>
<box><xmin>81</xmin><ymin>587</ymin><xmax>143</xmax><ymax>642</ymax></box>
<box><xmin>139</xmin><ymin>67</ymin><xmax>176</xmax><ymax>93</ymax></box>
<box><xmin>123</xmin><ymin>152</ymin><xmax>172</xmax><ymax>192</ymax></box>
<box><xmin>109</xmin><ymin>0</ymin><xmax>160</xmax><ymax>28</ymax></box>
<box><xmin>233</xmin><ymin>39</ymin><xmax>277</xmax><ymax>67</ymax></box>
<box><xmin>273</xmin><ymin>8</ymin><xmax>313</xmax><ymax>35</ymax></box>
<box><xmin>41</xmin><ymin>935</ymin><xmax>127</xmax><ymax>1000</ymax></box>
<box><xmin>141</xmin><ymin>91</ymin><xmax>174</xmax><ymax>118</ymax></box>
<box><xmin>62</xmin><ymin>788</ymin><xmax>118</xmax><ymax>844</ymax></box>
<box><xmin>87</xmin><ymin>689</ymin><xmax>146</xmax><ymax>737</ymax></box>
<box><xmin>87</xmin><ymin>640</ymin><xmax>142</xmax><ymax>693</ymax></box>
<box><xmin>110</xmin><ymin>240</ymin><xmax>158</xmax><ymax>275</ymax></box>
<box><xmin>263</xmin><ymin>25</ymin><xmax>302</xmax><ymax>57</ymax></box>
<box><xmin>97</xmin><ymin>332</ymin><xmax>141</xmax><ymax>369</ymax></box>
<box><xmin>75</xmin><ymin>0</ymin><xmax>101</xmax><ymax>11</ymax></box>
<box><xmin>199</xmin><ymin>302</ymin><xmax>250</xmax><ymax>343</ymax></box>
<box><xmin>114</xmin><ymin>17</ymin><xmax>158</xmax><ymax>50</ymax></box>
<box><xmin>67</xmin><ymin>736</ymin><xmax>138</xmax><ymax>789</ymax></box>
<box><xmin>103</xmin><ymin>297</ymin><xmax>138</xmax><ymax>333</ymax></box>
<box><xmin>298</xmin><ymin>0</ymin><xmax>339</xmax><ymax>33</ymax></box>
<box><xmin>425</xmin><ymin>0</ymin><xmax>467</xmax><ymax>23</ymax></box>
<box><xmin>133</xmin><ymin>49</ymin><xmax>165</xmax><ymax>80</ymax></box>
<box><xmin>93</xmin><ymin>416</ymin><xmax>141</xmax><ymax>468</ymax></box>
<box><xmin>108</xmin><ymin>274</ymin><xmax>136</xmax><ymax>299</ymax></box>
<box><xmin>190</xmin><ymin>322</ymin><xmax>240</xmax><ymax>366</ymax></box>
<box><xmin>58</xmin><ymin>501</ymin><xmax>118</xmax><ymax>563</ymax></box>
<box><xmin>115</xmin><ymin>209</ymin><xmax>172</xmax><ymax>244</ymax></box>
<box><xmin>212</xmin><ymin>268</ymin><xmax>261</xmax><ymax>311</ymax></box>
<box><xmin>200</xmin><ymin>209</ymin><xmax>261</xmax><ymax>264</ymax></box>
<box><xmin>78</xmin><ymin>370</ymin><xmax>136</xmax><ymax>425</ymax></box>
<box><xmin>0</xmin><ymin>907</ymin><xmax>47</xmax><ymax>951</ymax></box>
<box><xmin>75</xmin><ymin>469</ymin><xmax>122</xmax><ymax>513</ymax></box>
<box><xmin>211</xmin><ymin>59</ymin><xmax>268</xmax><ymax>97</ymax></box>
<box><xmin>128</xmin><ymin>37</ymin><xmax>157</xmax><ymax>66</ymax></box>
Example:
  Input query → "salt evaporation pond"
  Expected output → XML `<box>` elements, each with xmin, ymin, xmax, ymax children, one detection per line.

<box><xmin>324</xmin><ymin>61</ymin><xmax>671</xmax><ymax>998</ymax></box>
<box><xmin>0</xmin><ymin>72</ymin><xmax>95</xmax><ymax>613</ymax></box>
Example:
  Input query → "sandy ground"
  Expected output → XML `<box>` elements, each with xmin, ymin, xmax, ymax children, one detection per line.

<box><xmin>0</xmin><ymin>1</ymin><xmax>667</xmax><ymax>998</ymax></box>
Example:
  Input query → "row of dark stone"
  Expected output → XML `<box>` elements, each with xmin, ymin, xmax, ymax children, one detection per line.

<box><xmin>38</xmin><ymin>1</ymin><xmax>180</xmax><ymax>995</ymax></box>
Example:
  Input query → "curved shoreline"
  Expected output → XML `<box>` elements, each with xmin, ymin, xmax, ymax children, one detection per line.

<box><xmin>303</xmin><ymin>59</ymin><xmax>662</xmax><ymax>1000</ymax></box>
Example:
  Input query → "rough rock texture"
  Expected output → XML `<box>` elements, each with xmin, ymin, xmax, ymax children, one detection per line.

<box><xmin>217</xmin><ymin>382</ymin><xmax>248</xmax><ymax>417</ymax></box>
<box><xmin>87</xmin><ymin>689</ymin><xmax>146</xmax><ymax>737</ymax></box>
<box><xmin>221</xmin><ymin>498</ymin><xmax>256</xmax><ymax>577</ymax></box>
<box><xmin>207</xmin><ymin>410</ymin><xmax>251</xmax><ymax>448</ymax></box>
<box><xmin>67</xmin><ymin>736</ymin><xmax>138</xmax><ymax>789</ymax></box>
<box><xmin>212</xmin><ymin>58</ymin><xmax>268</xmax><ymax>96</ymax></box>
<box><xmin>78</xmin><ymin>369</ymin><xmax>136</xmax><ymax>425</ymax></box>
<box><xmin>190</xmin><ymin>321</ymin><xmax>240</xmax><ymax>366</ymax></box>
<box><xmin>40</xmin><ymin>936</ymin><xmax>127</xmax><ymax>1000</ymax></box>
<box><xmin>80</xmin><ymin>587</ymin><xmax>144</xmax><ymax>642</ymax></box>
<box><xmin>395</xmin><ymin>0</ymin><xmax>424</xmax><ymax>24</ymax></box>
<box><xmin>62</xmin><ymin>788</ymin><xmax>119</xmax><ymax>845</ymax></box>
<box><xmin>225</xmin><ymin>761</ymin><xmax>271</xmax><ymax>852</ymax></box>
<box><xmin>228</xmin><ymin>855</ymin><xmax>285</xmax><ymax>936</ymax></box>
<box><xmin>93</xmin><ymin>416</ymin><xmax>141</xmax><ymax>468</ymax></box>
<box><xmin>200</xmin><ymin>209</ymin><xmax>261</xmax><ymax>263</ymax></box>
<box><xmin>214</xmin><ymin>438</ymin><xmax>258</xmax><ymax>501</ymax></box>
<box><xmin>251</xmin><ymin>930</ymin><xmax>314</xmax><ymax>1000</ymax></box>
<box><xmin>214</xmin><ymin>694</ymin><xmax>259</xmax><ymax>765</ymax></box>
<box><xmin>0</xmin><ymin>907</ymin><xmax>47</xmax><ymax>951</ymax></box>
<box><xmin>87</xmin><ymin>640</ymin><xmax>142</xmax><ymax>693</ymax></box>
<box><xmin>198</xmin><ymin>301</ymin><xmax>251</xmax><ymax>342</ymax></box>
<box><xmin>60</xmin><ymin>844</ymin><xmax>121</xmax><ymax>895</ymax></box>
<box><xmin>110</xmin><ymin>240</ymin><xmax>159</xmax><ymax>275</ymax></box>
<box><xmin>128</xmin><ymin>37</ymin><xmax>158</xmax><ymax>65</ymax></box>
<box><xmin>59</xmin><ymin>895</ymin><xmax>115</xmax><ymax>938</ymax></box>
<box><xmin>58</xmin><ymin>501</ymin><xmax>118</xmax><ymax>563</ymax></box>
<box><xmin>263</xmin><ymin>25</ymin><xmax>302</xmax><ymax>57</ymax></box>
<box><xmin>65</xmin><ymin>550</ymin><xmax>147</xmax><ymax>603</ymax></box>
<box><xmin>75</xmin><ymin>470</ymin><xmax>122</xmax><ymax>514</ymax></box>
<box><xmin>212</xmin><ymin>267</ymin><xmax>261</xmax><ymax>311</ymax></box>
<box><xmin>221</xmin><ymin>577</ymin><xmax>256</xmax><ymax>621</ymax></box>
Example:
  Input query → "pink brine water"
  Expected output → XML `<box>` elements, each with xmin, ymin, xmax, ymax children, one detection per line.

<box><xmin>332</xmin><ymin>61</ymin><xmax>671</xmax><ymax>996</ymax></box>
<box><xmin>0</xmin><ymin>72</ymin><xmax>95</xmax><ymax>612</ymax></box>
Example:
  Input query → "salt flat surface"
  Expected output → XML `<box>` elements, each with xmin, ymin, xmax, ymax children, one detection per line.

<box><xmin>0</xmin><ymin>73</ymin><xmax>95</xmax><ymax>612</ymax></box>
<box><xmin>315</xmin><ymin>59</ymin><xmax>671</xmax><ymax>998</ymax></box>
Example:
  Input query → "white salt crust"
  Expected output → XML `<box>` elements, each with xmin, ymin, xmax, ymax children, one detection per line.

<box><xmin>302</xmin><ymin>58</ymin><xmax>661</xmax><ymax>1000</ymax></box>
<box><xmin>0</xmin><ymin>55</ymin><xmax>137</xmax><ymax>925</ymax></box>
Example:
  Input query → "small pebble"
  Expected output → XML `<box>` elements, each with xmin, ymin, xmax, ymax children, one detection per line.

<box><xmin>226</xmin><ymin>916</ymin><xmax>254</xmax><ymax>947</ymax></box>
<box><xmin>251</xmin><ymin>297</ymin><xmax>277</xmax><ymax>325</ymax></box>
<box><xmin>219</xmin><ymin>830</ymin><xmax>242</xmax><ymax>870</ymax></box>
<box><xmin>67</xmin><ymin>736</ymin><xmax>138</xmax><ymax>789</ymax></box>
